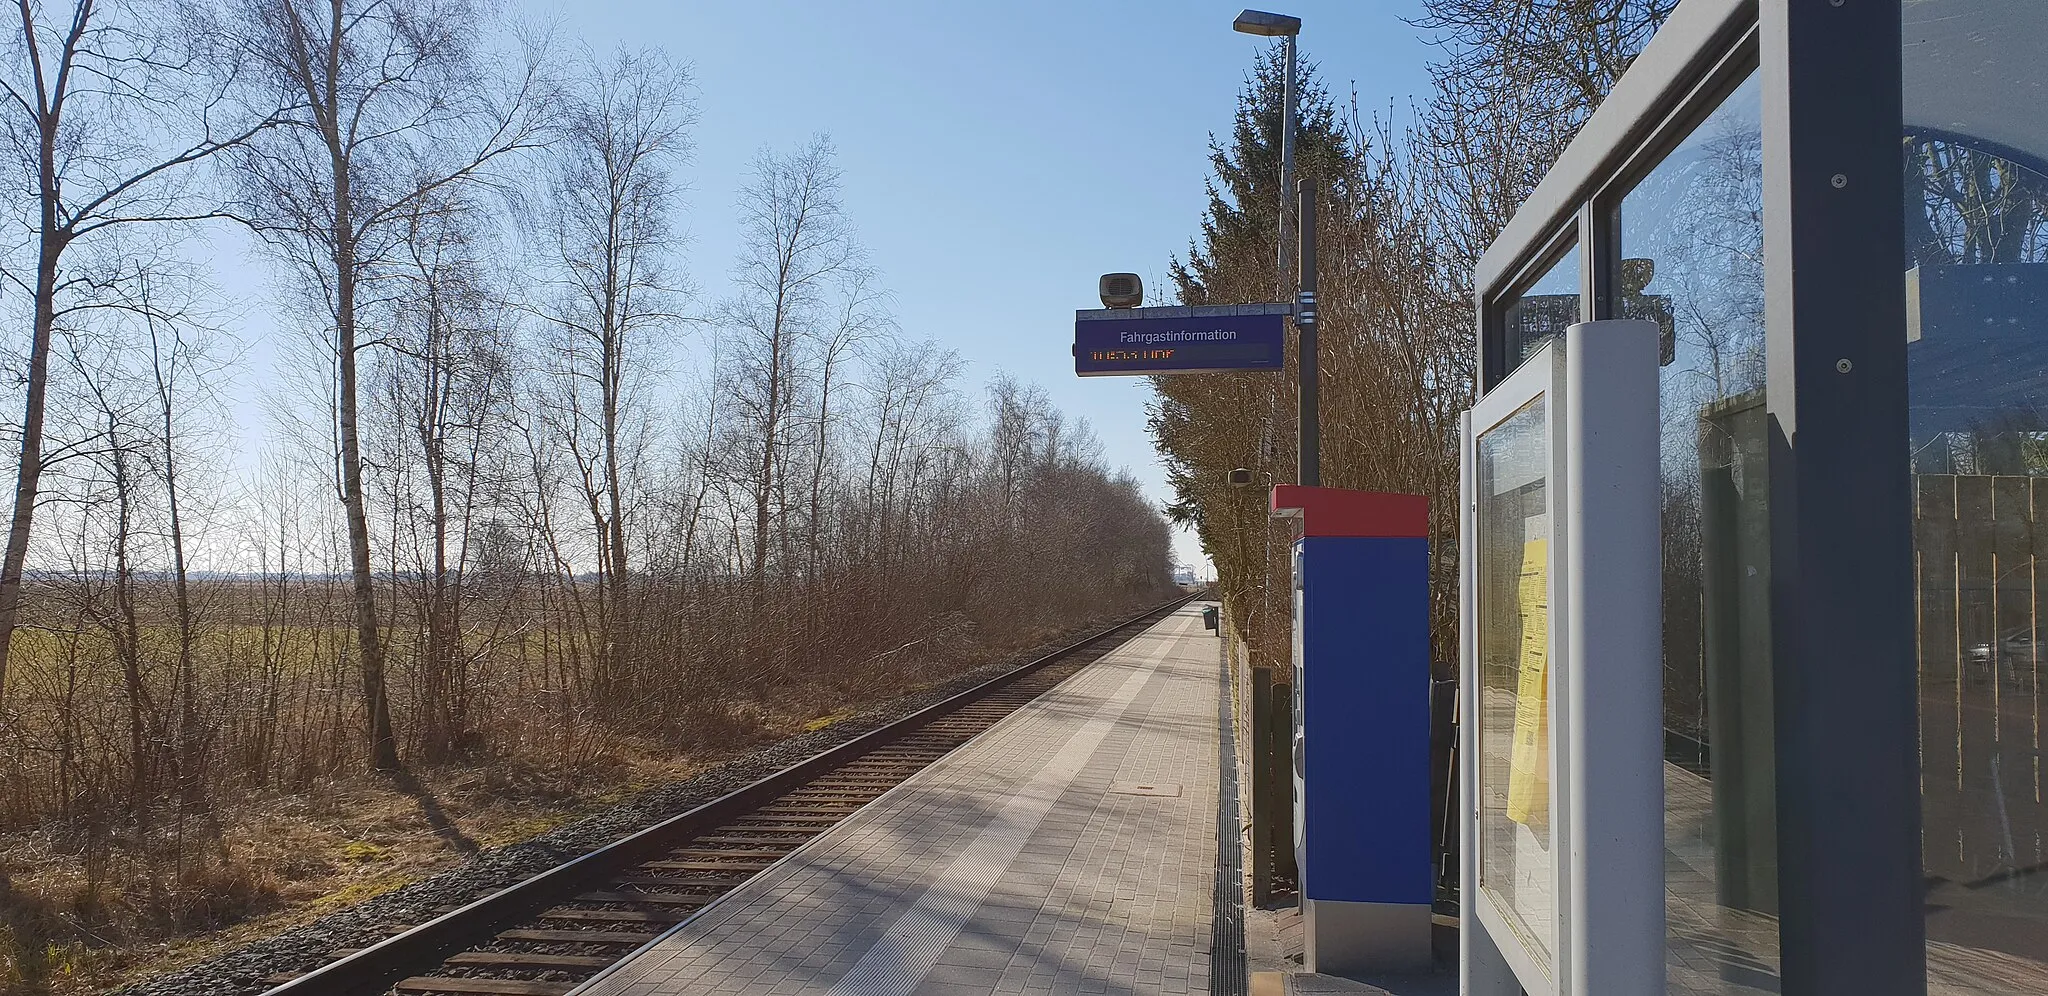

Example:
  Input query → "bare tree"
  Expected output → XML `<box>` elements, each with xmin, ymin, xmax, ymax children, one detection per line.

<box><xmin>722</xmin><ymin>135</ymin><xmax>861</xmax><ymax>588</ymax></box>
<box><xmin>1411</xmin><ymin>0</ymin><xmax>1673</xmax><ymax>269</ymax></box>
<box><xmin>856</xmin><ymin>338</ymin><xmax>961</xmax><ymax>564</ymax></box>
<box><xmin>371</xmin><ymin>193</ymin><xmax>516</xmax><ymax>759</ymax></box>
<box><xmin>985</xmin><ymin>374</ymin><xmax>1053</xmax><ymax>535</ymax></box>
<box><xmin>1414</xmin><ymin>0</ymin><xmax>1673</xmax><ymax>118</ymax></box>
<box><xmin>648</xmin><ymin>350</ymin><xmax>729</xmax><ymax>577</ymax></box>
<box><xmin>531</xmin><ymin>46</ymin><xmax>692</xmax><ymax>694</ymax></box>
<box><xmin>224</xmin><ymin>0</ymin><xmax>547</xmax><ymax>769</ymax></box>
<box><xmin>0</xmin><ymin>0</ymin><xmax>275</xmax><ymax>700</ymax></box>
<box><xmin>802</xmin><ymin>271</ymin><xmax>888</xmax><ymax>575</ymax></box>
<box><xmin>53</xmin><ymin>322</ymin><xmax>156</xmax><ymax>835</ymax></box>
<box><xmin>135</xmin><ymin>274</ymin><xmax>226</xmax><ymax>818</ymax></box>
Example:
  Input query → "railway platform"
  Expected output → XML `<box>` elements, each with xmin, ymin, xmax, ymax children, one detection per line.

<box><xmin>576</xmin><ymin>602</ymin><xmax>1234</xmax><ymax>996</ymax></box>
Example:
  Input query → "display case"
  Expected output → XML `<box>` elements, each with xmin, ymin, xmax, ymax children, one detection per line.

<box><xmin>1460</xmin><ymin>321</ymin><xmax>1664</xmax><ymax>996</ymax></box>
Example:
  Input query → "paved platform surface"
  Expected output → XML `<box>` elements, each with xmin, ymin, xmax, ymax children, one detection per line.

<box><xmin>578</xmin><ymin>604</ymin><xmax>1226</xmax><ymax>996</ymax></box>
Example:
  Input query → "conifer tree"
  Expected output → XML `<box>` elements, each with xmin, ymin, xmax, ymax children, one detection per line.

<box><xmin>1149</xmin><ymin>47</ymin><xmax>1357</xmax><ymax>660</ymax></box>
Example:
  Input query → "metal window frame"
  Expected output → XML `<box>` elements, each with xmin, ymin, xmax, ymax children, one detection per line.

<box><xmin>1485</xmin><ymin>229</ymin><xmax>1583</xmax><ymax>389</ymax></box>
<box><xmin>1470</xmin><ymin>0</ymin><xmax>1923</xmax><ymax>993</ymax></box>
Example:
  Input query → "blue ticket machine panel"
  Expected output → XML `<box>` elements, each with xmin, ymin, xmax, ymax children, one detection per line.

<box><xmin>1273</xmin><ymin>486</ymin><xmax>1433</xmax><ymax>977</ymax></box>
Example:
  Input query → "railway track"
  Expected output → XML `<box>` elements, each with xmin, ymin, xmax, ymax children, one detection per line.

<box><xmin>258</xmin><ymin>594</ymin><xmax>1198</xmax><ymax>996</ymax></box>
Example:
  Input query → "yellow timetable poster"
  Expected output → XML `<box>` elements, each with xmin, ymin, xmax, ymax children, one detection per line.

<box><xmin>1506</xmin><ymin>537</ymin><xmax>1549</xmax><ymax>827</ymax></box>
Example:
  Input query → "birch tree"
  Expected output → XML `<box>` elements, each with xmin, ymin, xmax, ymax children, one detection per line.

<box><xmin>723</xmin><ymin>135</ymin><xmax>861</xmax><ymax>588</ymax></box>
<box><xmin>533</xmin><ymin>46</ymin><xmax>692</xmax><ymax>692</ymax></box>
<box><xmin>224</xmin><ymin>0</ymin><xmax>547</xmax><ymax>769</ymax></box>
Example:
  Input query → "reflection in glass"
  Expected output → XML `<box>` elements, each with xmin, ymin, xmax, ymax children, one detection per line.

<box><xmin>1502</xmin><ymin>244</ymin><xmax>1580</xmax><ymax>377</ymax></box>
<box><xmin>1476</xmin><ymin>395</ymin><xmax>1554</xmax><ymax>975</ymax></box>
<box><xmin>1905</xmin><ymin>3</ymin><xmax>2048</xmax><ymax>990</ymax></box>
<box><xmin>1619</xmin><ymin>69</ymin><xmax>1780</xmax><ymax>993</ymax></box>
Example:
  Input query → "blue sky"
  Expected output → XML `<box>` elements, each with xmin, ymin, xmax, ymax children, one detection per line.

<box><xmin>224</xmin><ymin>1</ymin><xmax>1440</xmax><ymax>571</ymax></box>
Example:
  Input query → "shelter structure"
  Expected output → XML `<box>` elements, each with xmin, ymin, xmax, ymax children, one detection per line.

<box><xmin>1466</xmin><ymin>1</ymin><xmax>2048</xmax><ymax>993</ymax></box>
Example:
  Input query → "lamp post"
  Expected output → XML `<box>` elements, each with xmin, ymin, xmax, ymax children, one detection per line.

<box><xmin>1232</xmin><ymin>10</ymin><xmax>1299</xmax><ymax>285</ymax></box>
<box><xmin>1232</xmin><ymin>9</ymin><xmax>1316</xmax><ymax>487</ymax></box>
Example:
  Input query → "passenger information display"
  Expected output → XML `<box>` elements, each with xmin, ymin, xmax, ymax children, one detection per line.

<box><xmin>1072</xmin><ymin>308</ymin><xmax>1287</xmax><ymax>377</ymax></box>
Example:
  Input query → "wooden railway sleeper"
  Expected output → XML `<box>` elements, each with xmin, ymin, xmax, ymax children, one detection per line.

<box><xmin>395</xmin><ymin>977</ymin><xmax>574</xmax><ymax>995</ymax></box>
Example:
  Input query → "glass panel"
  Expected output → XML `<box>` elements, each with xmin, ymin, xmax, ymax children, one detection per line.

<box><xmin>1904</xmin><ymin>3</ymin><xmax>2048</xmax><ymax>991</ymax></box>
<box><xmin>1502</xmin><ymin>244</ymin><xmax>1581</xmax><ymax>377</ymax></box>
<box><xmin>1475</xmin><ymin>394</ymin><xmax>1555</xmax><ymax>976</ymax></box>
<box><xmin>1618</xmin><ymin>69</ymin><xmax>1779</xmax><ymax>993</ymax></box>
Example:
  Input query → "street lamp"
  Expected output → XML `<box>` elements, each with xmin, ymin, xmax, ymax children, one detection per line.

<box><xmin>1230</xmin><ymin>9</ymin><xmax>1300</xmax><ymax>34</ymax></box>
<box><xmin>1232</xmin><ymin>9</ymin><xmax>1317</xmax><ymax>487</ymax></box>
<box><xmin>1232</xmin><ymin>10</ymin><xmax>1300</xmax><ymax>292</ymax></box>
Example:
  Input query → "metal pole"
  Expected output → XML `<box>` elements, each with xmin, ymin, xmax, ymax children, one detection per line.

<box><xmin>1279</xmin><ymin>34</ymin><xmax>1296</xmax><ymax>294</ymax></box>
<box><xmin>1298</xmin><ymin>188</ymin><xmax>1318</xmax><ymax>487</ymax></box>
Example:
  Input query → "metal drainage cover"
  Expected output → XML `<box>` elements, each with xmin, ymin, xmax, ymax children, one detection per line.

<box><xmin>1108</xmin><ymin>781</ymin><xmax>1182</xmax><ymax>797</ymax></box>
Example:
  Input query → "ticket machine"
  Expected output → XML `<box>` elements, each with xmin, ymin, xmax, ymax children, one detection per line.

<box><xmin>1271</xmin><ymin>485</ymin><xmax>1432</xmax><ymax>976</ymax></box>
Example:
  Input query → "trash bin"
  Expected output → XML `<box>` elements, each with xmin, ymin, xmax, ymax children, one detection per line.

<box><xmin>1202</xmin><ymin>605</ymin><xmax>1220</xmax><ymax>632</ymax></box>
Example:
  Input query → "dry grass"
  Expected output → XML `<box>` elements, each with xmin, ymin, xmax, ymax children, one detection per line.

<box><xmin>1</xmin><ymin>740</ymin><xmax>714</xmax><ymax>996</ymax></box>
